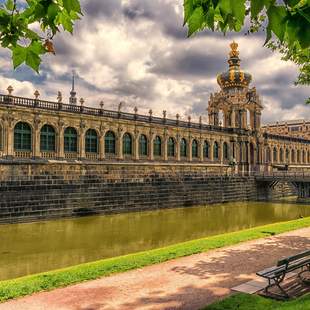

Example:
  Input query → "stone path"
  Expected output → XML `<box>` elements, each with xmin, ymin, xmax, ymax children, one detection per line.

<box><xmin>1</xmin><ymin>227</ymin><xmax>309</xmax><ymax>310</ymax></box>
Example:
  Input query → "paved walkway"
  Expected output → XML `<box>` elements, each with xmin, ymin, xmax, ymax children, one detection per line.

<box><xmin>1</xmin><ymin>227</ymin><xmax>310</xmax><ymax>310</ymax></box>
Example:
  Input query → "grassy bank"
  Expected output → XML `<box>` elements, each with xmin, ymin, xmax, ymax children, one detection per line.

<box><xmin>204</xmin><ymin>292</ymin><xmax>310</xmax><ymax>310</ymax></box>
<box><xmin>0</xmin><ymin>217</ymin><xmax>310</xmax><ymax>302</ymax></box>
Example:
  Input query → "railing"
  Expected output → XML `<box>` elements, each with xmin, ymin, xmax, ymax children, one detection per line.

<box><xmin>263</xmin><ymin>132</ymin><xmax>310</xmax><ymax>144</ymax></box>
<box><xmin>64</xmin><ymin>152</ymin><xmax>78</xmax><ymax>159</ymax></box>
<box><xmin>0</xmin><ymin>94</ymin><xmax>252</xmax><ymax>135</ymax></box>
<box><xmin>41</xmin><ymin>152</ymin><xmax>57</xmax><ymax>159</ymax></box>
<box><xmin>86</xmin><ymin>153</ymin><xmax>99</xmax><ymax>160</ymax></box>
<box><xmin>251</xmin><ymin>171</ymin><xmax>310</xmax><ymax>179</ymax></box>
<box><xmin>14</xmin><ymin>151</ymin><xmax>32</xmax><ymax>158</ymax></box>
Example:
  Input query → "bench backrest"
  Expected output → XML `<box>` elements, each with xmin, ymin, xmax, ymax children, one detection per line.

<box><xmin>277</xmin><ymin>249</ymin><xmax>310</xmax><ymax>267</ymax></box>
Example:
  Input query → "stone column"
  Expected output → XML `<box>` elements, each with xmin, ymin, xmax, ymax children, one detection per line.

<box><xmin>230</xmin><ymin>110</ymin><xmax>236</xmax><ymax>128</ymax></box>
<box><xmin>199</xmin><ymin>138</ymin><xmax>203</xmax><ymax>162</ymax></box>
<box><xmin>219</xmin><ymin>139</ymin><xmax>223</xmax><ymax>164</ymax></box>
<box><xmin>188</xmin><ymin>138</ymin><xmax>192</xmax><ymax>162</ymax></box>
<box><xmin>176</xmin><ymin>136</ymin><xmax>180</xmax><ymax>161</ymax></box>
<box><xmin>58</xmin><ymin>122</ymin><xmax>64</xmax><ymax>159</ymax></box>
<box><xmin>99</xmin><ymin>132</ymin><xmax>105</xmax><ymax>160</ymax></box>
<box><xmin>163</xmin><ymin>136</ymin><xmax>168</xmax><ymax>161</ymax></box>
<box><xmin>79</xmin><ymin>130</ymin><xmax>86</xmax><ymax>159</ymax></box>
<box><xmin>33</xmin><ymin>125</ymin><xmax>40</xmax><ymax>158</ymax></box>
<box><xmin>5</xmin><ymin>119</ymin><xmax>14</xmax><ymax>158</ymax></box>
<box><xmin>210</xmin><ymin>139</ymin><xmax>214</xmax><ymax>161</ymax></box>
<box><xmin>117</xmin><ymin>132</ymin><xmax>123</xmax><ymax>160</ymax></box>
<box><xmin>134</xmin><ymin>134</ymin><xmax>139</xmax><ymax>160</ymax></box>
<box><xmin>149</xmin><ymin>134</ymin><xmax>154</xmax><ymax>161</ymax></box>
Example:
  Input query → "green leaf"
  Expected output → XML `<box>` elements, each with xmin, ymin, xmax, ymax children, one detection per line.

<box><xmin>12</xmin><ymin>46</ymin><xmax>27</xmax><ymax>68</ymax></box>
<box><xmin>5</xmin><ymin>0</ymin><xmax>14</xmax><ymax>11</ymax></box>
<box><xmin>232</xmin><ymin>0</ymin><xmax>246</xmax><ymax>24</ymax></box>
<box><xmin>286</xmin><ymin>0</ymin><xmax>301</xmax><ymax>7</ymax></box>
<box><xmin>57</xmin><ymin>11</ymin><xmax>74</xmax><ymax>33</ymax></box>
<box><xmin>47</xmin><ymin>3</ymin><xmax>60</xmax><ymax>22</ymax></box>
<box><xmin>187</xmin><ymin>6</ymin><xmax>204</xmax><ymax>36</ymax></box>
<box><xmin>63</xmin><ymin>0</ymin><xmax>81</xmax><ymax>14</ymax></box>
<box><xmin>267</xmin><ymin>5</ymin><xmax>287</xmax><ymax>41</ymax></box>
<box><xmin>25</xmin><ymin>49</ymin><xmax>41</xmax><ymax>72</ymax></box>
<box><xmin>205</xmin><ymin>4</ymin><xmax>215</xmax><ymax>30</ymax></box>
<box><xmin>183</xmin><ymin>0</ymin><xmax>193</xmax><ymax>26</ymax></box>
<box><xmin>219</xmin><ymin>0</ymin><xmax>232</xmax><ymax>16</ymax></box>
<box><xmin>250</xmin><ymin>0</ymin><xmax>265</xmax><ymax>18</ymax></box>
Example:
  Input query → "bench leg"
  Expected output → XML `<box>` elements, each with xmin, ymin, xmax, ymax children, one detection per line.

<box><xmin>264</xmin><ymin>275</ymin><xmax>289</xmax><ymax>299</ymax></box>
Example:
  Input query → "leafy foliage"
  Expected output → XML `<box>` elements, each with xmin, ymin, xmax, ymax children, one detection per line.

<box><xmin>183</xmin><ymin>0</ymin><xmax>310</xmax><ymax>103</ymax></box>
<box><xmin>0</xmin><ymin>0</ymin><xmax>82</xmax><ymax>72</ymax></box>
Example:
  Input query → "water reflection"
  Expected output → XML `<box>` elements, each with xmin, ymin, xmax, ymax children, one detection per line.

<box><xmin>0</xmin><ymin>201</ymin><xmax>309</xmax><ymax>280</ymax></box>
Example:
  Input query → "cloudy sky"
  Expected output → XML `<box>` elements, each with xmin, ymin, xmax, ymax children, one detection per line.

<box><xmin>1</xmin><ymin>0</ymin><xmax>309</xmax><ymax>124</ymax></box>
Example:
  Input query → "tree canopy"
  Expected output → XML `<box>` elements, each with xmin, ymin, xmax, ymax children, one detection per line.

<box><xmin>0</xmin><ymin>0</ymin><xmax>82</xmax><ymax>72</ymax></box>
<box><xmin>184</xmin><ymin>0</ymin><xmax>310</xmax><ymax>103</ymax></box>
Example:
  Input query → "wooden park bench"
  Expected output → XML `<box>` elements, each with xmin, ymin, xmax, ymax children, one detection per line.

<box><xmin>256</xmin><ymin>249</ymin><xmax>310</xmax><ymax>298</ymax></box>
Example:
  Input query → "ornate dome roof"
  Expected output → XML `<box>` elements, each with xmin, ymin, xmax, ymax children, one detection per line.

<box><xmin>217</xmin><ymin>42</ymin><xmax>252</xmax><ymax>91</ymax></box>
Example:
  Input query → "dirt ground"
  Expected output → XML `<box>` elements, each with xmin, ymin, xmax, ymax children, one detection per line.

<box><xmin>1</xmin><ymin>227</ymin><xmax>309</xmax><ymax>310</ymax></box>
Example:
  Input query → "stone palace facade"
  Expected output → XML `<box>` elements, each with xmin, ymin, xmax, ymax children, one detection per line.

<box><xmin>0</xmin><ymin>42</ymin><xmax>309</xmax><ymax>174</ymax></box>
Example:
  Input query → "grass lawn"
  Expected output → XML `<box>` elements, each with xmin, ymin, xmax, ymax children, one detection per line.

<box><xmin>0</xmin><ymin>217</ymin><xmax>309</xmax><ymax>302</ymax></box>
<box><xmin>204</xmin><ymin>293</ymin><xmax>310</xmax><ymax>310</ymax></box>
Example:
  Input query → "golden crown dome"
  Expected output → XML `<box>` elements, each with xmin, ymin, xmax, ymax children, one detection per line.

<box><xmin>217</xmin><ymin>42</ymin><xmax>252</xmax><ymax>91</ymax></box>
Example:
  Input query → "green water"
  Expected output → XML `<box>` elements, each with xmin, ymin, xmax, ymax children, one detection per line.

<box><xmin>0</xmin><ymin>201</ymin><xmax>309</xmax><ymax>281</ymax></box>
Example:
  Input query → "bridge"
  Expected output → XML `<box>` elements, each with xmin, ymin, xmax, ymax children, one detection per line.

<box><xmin>252</xmin><ymin>172</ymin><xmax>310</xmax><ymax>200</ymax></box>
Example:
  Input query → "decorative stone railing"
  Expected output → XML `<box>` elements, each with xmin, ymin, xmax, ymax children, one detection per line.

<box><xmin>14</xmin><ymin>151</ymin><xmax>32</xmax><ymax>158</ymax></box>
<box><xmin>41</xmin><ymin>152</ymin><xmax>57</xmax><ymax>159</ymax></box>
<box><xmin>64</xmin><ymin>152</ymin><xmax>78</xmax><ymax>159</ymax></box>
<box><xmin>85</xmin><ymin>153</ymin><xmax>99</xmax><ymax>160</ymax></box>
<box><xmin>0</xmin><ymin>94</ymin><xmax>248</xmax><ymax>135</ymax></box>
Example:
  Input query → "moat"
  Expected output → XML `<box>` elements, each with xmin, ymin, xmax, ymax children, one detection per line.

<box><xmin>1</xmin><ymin>200</ymin><xmax>309</xmax><ymax>281</ymax></box>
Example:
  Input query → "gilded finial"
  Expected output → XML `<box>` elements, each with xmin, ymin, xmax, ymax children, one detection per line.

<box><xmin>229</xmin><ymin>41</ymin><xmax>239</xmax><ymax>57</ymax></box>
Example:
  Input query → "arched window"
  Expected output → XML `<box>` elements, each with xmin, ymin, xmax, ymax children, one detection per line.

<box><xmin>192</xmin><ymin>139</ymin><xmax>198</xmax><ymax>158</ymax></box>
<box><xmin>297</xmin><ymin>150</ymin><xmax>301</xmax><ymax>163</ymax></box>
<box><xmin>223</xmin><ymin>142</ymin><xmax>229</xmax><ymax>160</ymax></box>
<box><xmin>153</xmin><ymin>136</ymin><xmax>161</xmax><ymax>156</ymax></box>
<box><xmin>308</xmin><ymin>150</ymin><xmax>310</xmax><ymax>163</ymax></box>
<box><xmin>279</xmin><ymin>148</ymin><xmax>284</xmax><ymax>162</ymax></box>
<box><xmin>291</xmin><ymin>149</ymin><xmax>295</xmax><ymax>163</ymax></box>
<box><xmin>273</xmin><ymin>147</ymin><xmax>277</xmax><ymax>162</ymax></box>
<box><xmin>105</xmin><ymin>131</ymin><xmax>116</xmax><ymax>154</ymax></box>
<box><xmin>180</xmin><ymin>138</ymin><xmax>187</xmax><ymax>157</ymax></box>
<box><xmin>85</xmin><ymin>129</ymin><xmax>98</xmax><ymax>153</ymax></box>
<box><xmin>40</xmin><ymin>124</ymin><xmax>56</xmax><ymax>152</ymax></box>
<box><xmin>203</xmin><ymin>140</ymin><xmax>209</xmax><ymax>159</ymax></box>
<box><xmin>123</xmin><ymin>133</ymin><xmax>132</xmax><ymax>155</ymax></box>
<box><xmin>286</xmin><ymin>149</ymin><xmax>289</xmax><ymax>162</ymax></box>
<box><xmin>213</xmin><ymin>141</ymin><xmax>219</xmax><ymax>160</ymax></box>
<box><xmin>64</xmin><ymin>127</ymin><xmax>77</xmax><ymax>152</ymax></box>
<box><xmin>139</xmin><ymin>134</ymin><xmax>148</xmax><ymax>156</ymax></box>
<box><xmin>167</xmin><ymin>137</ymin><xmax>175</xmax><ymax>157</ymax></box>
<box><xmin>14</xmin><ymin>122</ymin><xmax>32</xmax><ymax>151</ymax></box>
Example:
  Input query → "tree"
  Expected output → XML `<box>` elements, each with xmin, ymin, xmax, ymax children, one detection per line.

<box><xmin>183</xmin><ymin>0</ymin><xmax>310</xmax><ymax>103</ymax></box>
<box><xmin>0</xmin><ymin>0</ymin><xmax>82</xmax><ymax>72</ymax></box>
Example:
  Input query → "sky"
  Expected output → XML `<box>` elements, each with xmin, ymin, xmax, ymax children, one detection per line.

<box><xmin>0</xmin><ymin>0</ymin><xmax>309</xmax><ymax>125</ymax></box>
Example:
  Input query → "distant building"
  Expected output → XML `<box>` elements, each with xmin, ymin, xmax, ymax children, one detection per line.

<box><xmin>262</xmin><ymin>120</ymin><xmax>310</xmax><ymax>140</ymax></box>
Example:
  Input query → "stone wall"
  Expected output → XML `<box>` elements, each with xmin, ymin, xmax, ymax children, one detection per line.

<box><xmin>0</xmin><ymin>161</ymin><xmax>259</xmax><ymax>223</ymax></box>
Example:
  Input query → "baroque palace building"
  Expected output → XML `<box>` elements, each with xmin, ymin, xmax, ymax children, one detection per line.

<box><xmin>262</xmin><ymin>119</ymin><xmax>310</xmax><ymax>140</ymax></box>
<box><xmin>0</xmin><ymin>42</ymin><xmax>309</xmax><ymax>173</ymax></box>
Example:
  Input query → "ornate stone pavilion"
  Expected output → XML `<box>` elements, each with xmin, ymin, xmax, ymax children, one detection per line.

<box><xmin>0</xmin><ymin>42</ymin><xmax>309</xmax><ymax>173</ymax></box>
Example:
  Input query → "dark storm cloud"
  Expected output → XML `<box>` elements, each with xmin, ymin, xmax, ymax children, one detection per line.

<box><xmin>112</xmin><ymin>76</ymin><xmax>157</xmax><ymax>101</ymax></box>
<box><xmin>122</xmin><ymin>0</ymin><xmax>187</xmax><ymax>40</ymax></box>
<box><xmin>149</xmin><ymin>49</ymin><xmax>225</xmax><ymax>78</ymax></box>
<box><xmin>83</xmin><ymin>0</ymin><xmax>122</xmax><ymax>18</ymax></box>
